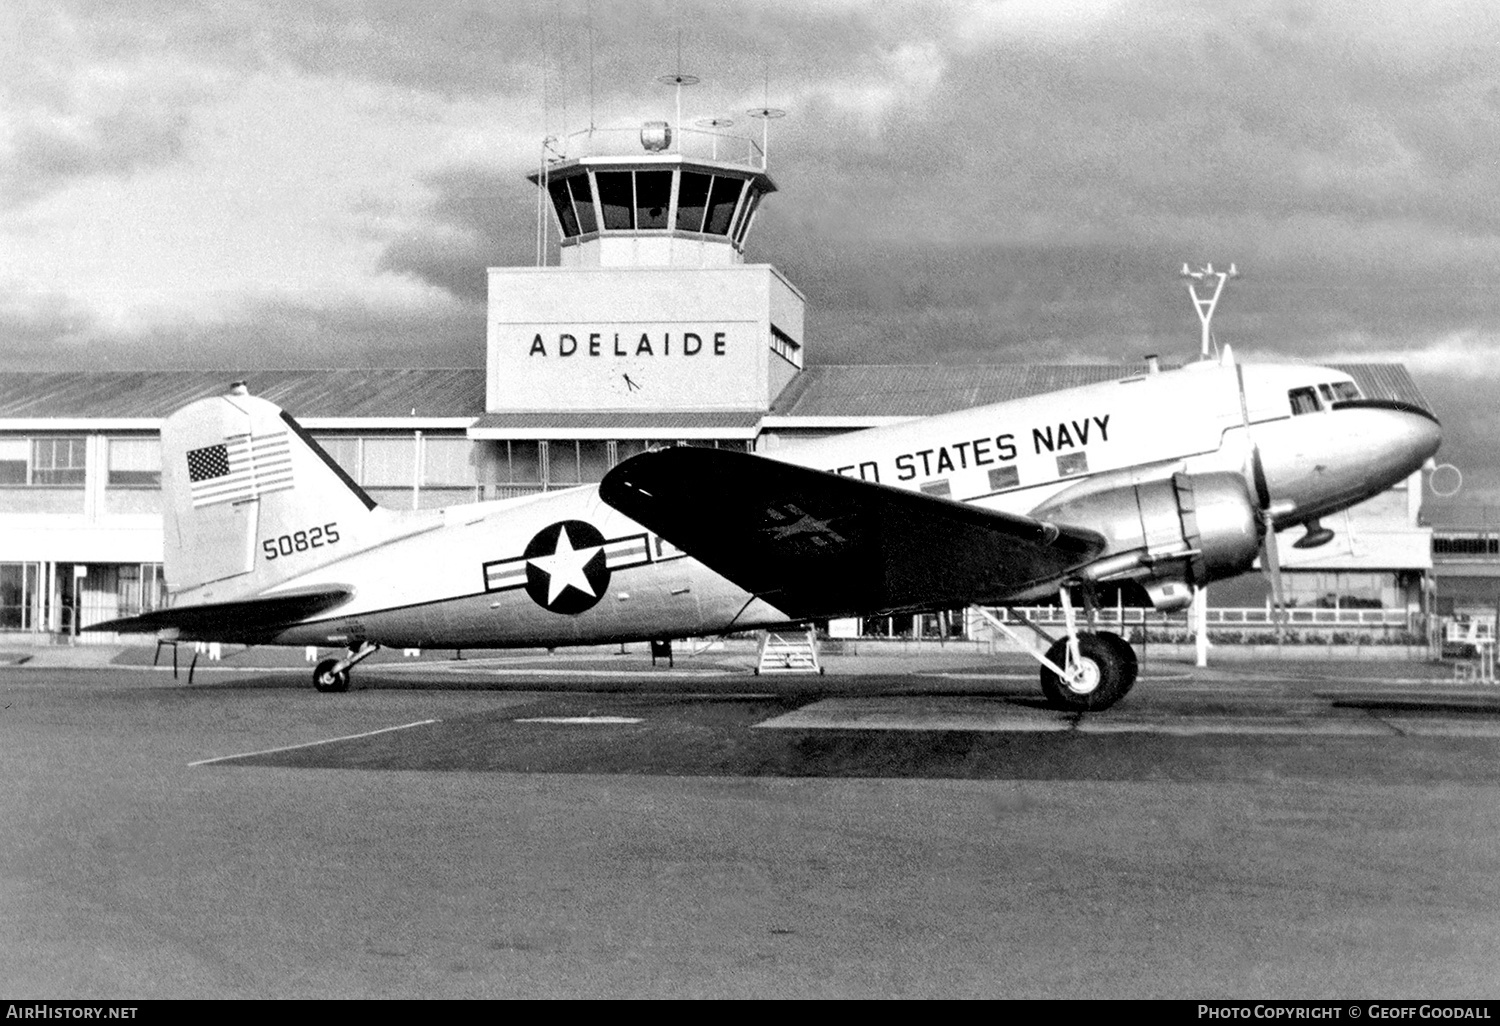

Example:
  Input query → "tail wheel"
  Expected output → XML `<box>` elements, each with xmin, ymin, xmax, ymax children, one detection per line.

<box><xmin>313</xmin><ymin>657</ymin><xmax>350</xmax><ymax>693</ymax></box>
<box><xmin>1040</xmin><ymin>633</ymin><xmax>1131</xmax><ymax>711</ymax></box>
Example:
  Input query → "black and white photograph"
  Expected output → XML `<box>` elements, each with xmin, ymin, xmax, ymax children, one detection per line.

<box><xmin>2</xmin><ymin>0</ymin><xmax>1499</xmax><ymax>1002</ymax></box>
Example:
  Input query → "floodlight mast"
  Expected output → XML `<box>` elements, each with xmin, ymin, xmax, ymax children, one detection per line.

<box><xmin>1180</xmin><ymin>262</ymin><xmax>1239</xmax><ymax>360</ymax></box>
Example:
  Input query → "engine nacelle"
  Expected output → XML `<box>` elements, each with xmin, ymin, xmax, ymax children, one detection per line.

<box><xmin>1030</xmin><ymin>472</ymin><xmax>1262</xmax><ymax>605</ymax></box>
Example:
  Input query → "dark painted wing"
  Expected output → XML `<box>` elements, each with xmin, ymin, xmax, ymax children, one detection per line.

<box><xmin>599</xmin><ymin>448</ymin><xmax>1105</xmax><ymax>619</ymax></box>
<box><xmin>83</xmin><ymin>585</ymin><xmax>353</xmax><ymax>640</ymax></box>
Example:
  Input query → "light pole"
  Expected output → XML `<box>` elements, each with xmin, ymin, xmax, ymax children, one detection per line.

<box><xmin>1180</xmin><ymin>262</ymin><xmax>1238</xmax><ymax>360</ymax></box>
<box><xmin>1179</xmin><ymin>261</ymin><xmax>1238</xmax><ymax>666</ymax></box>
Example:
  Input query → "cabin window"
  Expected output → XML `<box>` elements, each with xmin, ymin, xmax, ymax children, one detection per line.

<box><xmin>1288</xmin><ymin>387</ymin><xmax>1322</xmax><ymax>415</ymax></box>
<box><xmin>1056</xmin><ymin>452</ymin><xmax>1088</xmax><ymax>477</ymax></box>
<box><xmin>568</xmin><ymin>175</ymin><xmax>598</xmax><ymax>234</ymax></box>
<box><xmin>595</xmin><ymin>171</ymin><xmax>635</xmax><ymax>229</ymax></box>
<box><xmin>988</xmin><ymin>465</ymin><xmax>1020</xmax><ymax>491</ymax></box>
<box><xmin>920</xmin><ymin>479</ymin><xmax>951</xmax><ymax>498</ymax></box>
<box><xmin>634</xmin><ymin>171</ymin><xmax>672</xmax><ymax>230</ymax></box>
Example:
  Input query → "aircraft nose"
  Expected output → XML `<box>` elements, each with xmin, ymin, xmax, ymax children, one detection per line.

<box><xmin>1342</xmin><ymin>399</ymin><xmax>1442</xmax><ymax>485</ymax></box>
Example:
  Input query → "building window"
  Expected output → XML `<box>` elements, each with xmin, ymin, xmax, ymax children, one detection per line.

<box><xmin>635</xmin><ymin>171</ymin><xmax>672</xmax><ymax>230</ymax></box>
<box><xmin>360</xmin><ymin>437</ymin><xmax>416</xmax><ymax>489</ymax></box>
<box><xmin>311</xmin><ymin>435</ymin><xmax>360</xmax><ymax>475</ymax></box>
<box><xmin>676</xmin><ymin>172</ymin><xmax>711</xmax><ymax>231</ymax></box>
<box><xmin>595</xmin><ymin>171</ymin><xmax>635</xmax><ymax>230</ymax></box>
<box><xmin>704</xmin><ymin>176</ymin><xmax>745</xmax><ymax>235</ymax></box>
<box><xmin>569</xmin><ymin>175</ymin><xmax>598</xmax><ymax>234</ymax></box>
<box><xmin>0</xmin><ymin>437</ymin><xmax>87</xmax><ymax>487</ymax></box>
<box><xmin>732</xmin><ymin>189</ymin><xmax>762</xmax><ymax>245</ymax></box>
<box><xmin>548</xmin><ymin>179</ymin><xmax>580</xmax><ymax>238</ymax></box>
<box><xmin>770</xmin><ymin>324</ymin><xmax>801</xmax><ymax>367</ymax></box>
<box><xmin>421</xmin><ymin>437</ymin><xmax>477</xmax><ymax>488</ymax></box>
<box><xmin>0</xmin><ymin>439</ymin><xmax>26</xmax><ymax>484</ymax></box>
<box><xmin>107</xmin><ymin>438</ymin><xmax>162</xmax><ymax>488</ymax></box>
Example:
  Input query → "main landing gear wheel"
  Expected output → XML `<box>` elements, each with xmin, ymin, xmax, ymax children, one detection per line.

<box><xmin>1094</xmin><ymin>630</ymin><xmax>1139</xmax><ymax>696</ymax></box>
<box><xmin>313</xmin><ymin>657</ymin><xmax>350</xmax><ymax>693</ymax></box>
<box><xmin>1039</xmin><ymin>632</ymin><xmax>1133</xmax><ymax>712</ymax></box>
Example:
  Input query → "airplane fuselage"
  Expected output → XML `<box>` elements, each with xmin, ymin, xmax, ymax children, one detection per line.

<box><xmin>245</xmin><ymin>358</ymin><xmax>1439</xmax><ymax>650</ymax></box>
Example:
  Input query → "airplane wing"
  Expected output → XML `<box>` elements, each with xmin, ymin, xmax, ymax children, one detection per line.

<box><xmin>599</xmin><ymin>448</ymin><xmax>1106</xmax><ymax>619</ymax></box>
<box><xmin>83</xmin><ymin>585</ymin><xmax>354</xmax><ymax>640</ymax></box>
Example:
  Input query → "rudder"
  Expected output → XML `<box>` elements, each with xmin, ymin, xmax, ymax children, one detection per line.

<box><xmin>161</xmin><ymin>386</ymin><xmax>396</xmax><ymax>598</ymax></box>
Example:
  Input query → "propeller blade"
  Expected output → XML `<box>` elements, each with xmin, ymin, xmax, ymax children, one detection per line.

<box><xmin>1261</xmin><ymin>510</ymin><xmax>1286</xmax><ymax>637</ymax></box>
<box><xmin>1236</xmin><ymin>363</ymin><xmax>1286</xmax><ymax>636</ymax></box>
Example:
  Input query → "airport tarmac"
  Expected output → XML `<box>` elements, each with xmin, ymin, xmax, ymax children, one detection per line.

<box><xmin>3</xmin><ymin>650</ymin><xmax>1499</xmax><ymax>999</ymax></box>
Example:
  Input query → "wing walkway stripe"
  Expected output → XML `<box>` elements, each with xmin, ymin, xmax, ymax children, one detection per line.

<box><xmin>189</xmin><ymin>719</ymin><xmax>440</xmax><ymax>766</ymax></box>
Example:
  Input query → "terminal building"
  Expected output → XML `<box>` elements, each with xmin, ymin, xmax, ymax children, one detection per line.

<box><xmin>0</xmin><ymin>115</ymin><xmax>1452</xmax><ymax>643</ymax></box>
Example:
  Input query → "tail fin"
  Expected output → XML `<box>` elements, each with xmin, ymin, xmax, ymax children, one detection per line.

<box><xmin>162</xmin><ymin>387</ymin><xmax>397</xmax><ymax>598</ymax></box>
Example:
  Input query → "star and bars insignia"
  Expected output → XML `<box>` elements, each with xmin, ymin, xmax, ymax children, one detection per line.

<box><xmin>483</xmin><ymin>520</ymin><xmax>653</xmax><ymax>615</ymax></box>
<box><xmin>185</xmin><ymin>430</ymin><xmax>295</xmax><ymax>508</ymax></box>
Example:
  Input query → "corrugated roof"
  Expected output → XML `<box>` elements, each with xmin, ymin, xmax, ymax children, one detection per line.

<box><xmin>0</xmin><ymin>370</ymin><xmax>487</xmax><ymax>419</ymax></box>
<box><xmin>771</xmin><ymin>362</ymin><xmax>1433</xmax><ymax>418</ymax></box>
<box><xmin>470</xmin><ymin>411</ymin><xmax>764</xmax><ymax>430</ymax></box>
<box><xmin>0</xmin><ymin>362</ymin><xmax>1431</xmax><ymax>421</ymax></box>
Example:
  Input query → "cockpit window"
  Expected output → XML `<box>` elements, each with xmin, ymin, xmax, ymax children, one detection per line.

<box><xmin>1288</xmin><ymin>387</ymin><xmax>1322</xmax><ymax>415</ymax></box>
<box><xmin>1331</xmin><ymin>381</ymin><xmax>1361</xmax><ymax>401</ymax></box>
<box><xmin>1318</xmin><ymin>384</ymin><xmax>1335</xmax><ymax>402</ymax></box>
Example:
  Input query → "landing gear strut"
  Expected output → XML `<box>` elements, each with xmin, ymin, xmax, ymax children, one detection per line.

<box><xmin>970</xmin><ymin>589</ymin><xmax>1139</xmax><ymax>712</ymax></box>
<box><xmin>312</xmin><ymin>641</ymin><xmax>380</xmax><ymax>693</ymax></box>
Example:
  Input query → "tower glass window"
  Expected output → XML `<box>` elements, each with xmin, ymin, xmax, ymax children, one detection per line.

<box><xmin>704</xmin><ymin>176</ymin><xmax>745</xmax><ymax>235</ymax></box>
<box><xmin>676</xmin><ymin>172</ymin><xmax>711</xmax><ymax>232</ymax></box>
<box><xmin>595</xmin><ymin>171</ymin><xmax>635</xmax><ymax>230</ymax></box>
<box><xmin>634</xmin><ymin>171</ymin><xmax>672</xmax><ymax>230</ymax></box>
<box><xmin>548</xmin><ymin>179</ymin><xmax>580</xmax><ymax>238</ymax></box>
<box><xmin>568</xmin><ymin>175</ymin><xmax>598</xmax><ymax>234</ymax></box>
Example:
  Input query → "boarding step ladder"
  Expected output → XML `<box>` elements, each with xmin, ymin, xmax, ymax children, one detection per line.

<box><xmin>755</xmin><ymin>626</ymin><xmax>824</xmax><ymax>675</ymax></box>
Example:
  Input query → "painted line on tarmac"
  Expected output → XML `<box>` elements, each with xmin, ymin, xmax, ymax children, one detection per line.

<box><xmin>188</xmin><ymin>719</ymin><xmax>441</xmax><ymax>766</ymax></box>
<box><xmin>515</xmin><ymin>716</ymin><xmax>644</xmax><ymax>725</ymax></box>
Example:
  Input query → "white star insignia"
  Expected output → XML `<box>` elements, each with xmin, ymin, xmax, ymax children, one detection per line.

<box><xmin>528</xmin><ymin>526</ymin><xmax>604</xmax><ymax>604</ymax></box>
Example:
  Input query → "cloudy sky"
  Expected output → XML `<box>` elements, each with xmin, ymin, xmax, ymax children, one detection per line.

<box><xmin>4</xmin><ymin>0</ymin><xmax>1498</xmax><ymax>504</ymax></box>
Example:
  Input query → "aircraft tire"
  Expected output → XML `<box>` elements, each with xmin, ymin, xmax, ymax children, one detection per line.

<box><xmin>313</xmin><ymin>657</ymin><xmax>350</xmax><ymax>693</ymax></box>
<box><xmin>1039</xmin><ymin>633</ymin><xmax>1130</xmax><ymax>712</ymax></box>
<box><xmin>1094</xmin><ymin>630</ymin><xmax>1140</xmax><ymax>695</ymax></box>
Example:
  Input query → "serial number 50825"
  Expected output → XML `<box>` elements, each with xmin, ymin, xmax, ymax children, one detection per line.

<box><xmin>262</xmin><ymin>523</ymin><xmax>340</xmax><ymax>561</ymax></box>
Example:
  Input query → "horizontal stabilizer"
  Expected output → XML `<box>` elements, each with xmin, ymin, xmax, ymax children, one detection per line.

<box><xmin>600</xmin><ymin>448</ymin><xmax>1106</xmax><ymax>619</ymax></box>
<box><xmin>84</xmin><ymin>585</ymin><xmax>354</xmax><ymax>639</ymax></box>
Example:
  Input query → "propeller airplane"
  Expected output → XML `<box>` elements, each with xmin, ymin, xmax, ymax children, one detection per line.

<box><xmin>89</xmin><ymin>351</ymin><xmax>1441</xmax><ymax>711</ymax></box>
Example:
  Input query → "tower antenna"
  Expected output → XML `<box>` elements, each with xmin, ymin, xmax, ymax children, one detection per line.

<box><xmin>746</xmin><ymin>61</ymin><xmax>786</xmax><ymax>170</ymax></box>
<box><xmin>656</xmin><ymin>29</ymin><xmax>699</xmax><ymax>151</ymax></box>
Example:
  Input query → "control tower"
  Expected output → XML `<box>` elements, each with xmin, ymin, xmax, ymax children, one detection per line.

<box><xmin>475</xmin><ymin>108</ymin><xmax>806</xmax><ymax>454</ymax></box>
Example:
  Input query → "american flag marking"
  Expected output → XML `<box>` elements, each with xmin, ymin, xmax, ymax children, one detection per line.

<box><xmin>187</xmin><ymin>430</ymin><xmax>295</xmax><ymax>508</ymax></box>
